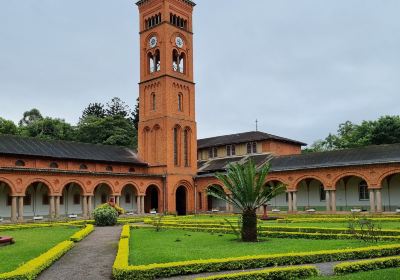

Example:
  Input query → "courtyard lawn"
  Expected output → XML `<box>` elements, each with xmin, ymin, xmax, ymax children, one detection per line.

<box><xmin>129</xmin><ymin>228</ymin><xmax>395</xmax><ymax>265</ymax></box>
<box><xmin>261</xmin><ymin>221</ymin><xmax>400</xmax><ymax>230</ymax></box>
<box><xmin>311</xmin><ymin>267</ymin><xmax>400</xmax><ymax>280</ymax></box>
<box><xmin>0</xmin><ymin>226</ymin><xmax>80</xmax><ymax>274</ymax></box>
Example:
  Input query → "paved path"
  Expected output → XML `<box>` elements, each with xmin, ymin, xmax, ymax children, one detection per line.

<box><xmin>37</xmin><ymin>226</ymin><xmax>121</xmax><ymax>280</ymax></box>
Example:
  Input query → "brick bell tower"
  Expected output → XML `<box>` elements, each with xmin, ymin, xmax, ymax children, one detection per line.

<box><xmin>136</xmin><ymin>0</ymin><xmax>197</xmax><ymax>214</ymax></box>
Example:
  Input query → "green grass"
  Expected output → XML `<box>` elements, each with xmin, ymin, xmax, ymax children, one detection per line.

<box><xmin>262</xmin><ymin>221</ymin><xmax>400</xmax><ymax>230</ymax></box>
<box><xmin>129</xmin><ymin>228</ymin><xmax>394</xmax><ymax>265</ymax></box>
<box><xmin>0</xmin><ymin>226</ymin><xmax>79</xmax><ymax>273</ymax></box>
<box><xmin>312</xmin><ymin>267</ymin><xmax>400</xmax><ymax>279</ymax></box>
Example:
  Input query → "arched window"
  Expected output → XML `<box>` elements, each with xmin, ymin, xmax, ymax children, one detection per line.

<box><xmin>184</xmin><ymin>129</ymin><xmax>190</xmax><ymax>167</ymax></box>
<box><xmin>15</xmin><ymin>160</ymin><xmax>25</xmax><ymax>167</ymax></box>
<box><xmin>129</xmin><ymin>167</ymin><xmax>136</xmax><ymax>173</ymax></box>
<box><xmin>173</xmin><ymin>126</ymin><xmax>180</xmax><ymax>166</ymax></box>
<box><xmin>359</xmin><ymin>181</ymin><xmax>369</xmax><ymax>200</ymax></box>
<box><xmin>172</xmin><ymin>49</ymin><xmax>179</xmax><ymax>71</ymax></box>
<box><xmin>148</xmin><ymin>52</ymin><xmax>155</xmax><ymax>73</ymax></box>
<box><xmin>80</xmin><ymin>164</ymin><xmax>88</xmax><ymax>170</ymax></box>
<box><xmin>106</xmin><ymin>166</ymin><xmax>113</xmax><ymax>172</ymax></box>
<box><xmin>178</xmin><ymin>93</ymin><xmax>183</xmax><ymax>111</ymax></box>
<box><xmin>154</xmin><ymin>49</ymin><xmax>161</xmax><ymax>71</ymax></box>
<box><xmin>179</xmin><ymin>53</ymin><xmax>185</xmax><ymax>73</ymax></box>
<box><xmin>151</xmin><ymin>93</ymin><xmax>156</xmax><ymax>111</ymax></box>
<box><xmin>49</xmin><ymin>162</ymin><xmax>59</xmax><ymax>169</ymax></box>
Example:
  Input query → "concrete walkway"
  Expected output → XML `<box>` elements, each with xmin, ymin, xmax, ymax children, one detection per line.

<box><xmin>37</xmin><ymin>226</ymin><xmax>121</xmax><ymax>280</ymax></box>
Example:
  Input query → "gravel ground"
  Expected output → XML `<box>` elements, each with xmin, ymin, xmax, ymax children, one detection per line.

<box><xmin>37</xmin><ymin>226</ymin><xmax>121</xmax><ymax>280</ymax></box>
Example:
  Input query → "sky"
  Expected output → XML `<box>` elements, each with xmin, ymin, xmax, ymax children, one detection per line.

<box><xmin>1</xmin><ymin>0</ymin><xmax>399</xmax><ymax>146</ymax></box>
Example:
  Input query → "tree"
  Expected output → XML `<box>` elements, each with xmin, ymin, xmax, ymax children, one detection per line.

<box><xmin>0</xmin><ymin>118</ymin><xmax>18</xmax><ymax>135</ymax></box>
<box><xmin>19</xmin><ymin>109</ymin><xmax>43</xmax><ymax>126</ymax></box>
<box><xmin>19</xmin><ymin>117</ymin><xmax>76</xmax><ymax>141</ymax></box>
<box><xmin>132</xmin><ymin>97</ymin><xmax>140</xmax><ymax>130</ymax></box>
<box><xmin>106</xmin><ymin>97</ymin><xmax>131</xmax><ymax>118</ymax></box>
<box><xmin>81</xmin><ymin>103</ymin><xmax>106</xmax><ymax>119</ymax></box>
<box><xmin>370</xmin><ymin>116</ymin><xmax>400</xmax><ymax>145</ymax></box>
<box><xmin>207</xmin><ymin>161</ymin><xmax>284</xmax><ymax>242</ymax></box>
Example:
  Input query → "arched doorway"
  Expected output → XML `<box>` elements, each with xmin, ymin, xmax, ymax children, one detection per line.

<box><xmin>265</xmin><ymin>180</ymin><xmax>287</xmax><ymax>211</ymax></box>
<box><xmin>61</xmin><ymin>183</ymin><xmax>84</xmax><ymax>216</ymax></box>
<box><xmin>381</xmin><ymin>173</ymin><xmax>400</xmax><ymax>212</ymax></box>
<box><xmin>335</xmin><ymin>176</ymin><xmax>370</xmax><ymax>211</ymax></box>
<box><xmin>145</xmin><ymin>185</ymin><xmax>159</xmax><ymax>213</ymax></box>
<box><xmin>94</xmin><ymin>183</ymin><xmax>112</xmax><ymax>208</ymax></box>
<box><xmin>0</xmin><ymin>182</ymin><xmax>12</xmax><ymax>219</ymax></box>
<box><xmin>296</xmin><ymin>178</ymin><xmax>325</xmax><ymax>211</ymax></box>
<box><xmin>25</xmin><ymin>182</ymin><xmax>51</xmax><ymax>217</ymax></box>
<box><xmin>121</xmin><ymin>184</ymin><xmax>138</xmax><ymax>213</ymax></box>
<box><xmin>207</xmin><ymin>185</ymin><xmax>226</xmax><ymax>212</ymax></box>
<box><xmin>176</xmin><ymin>186</ymin><xmax>187</xmax><ymax>216</ymax></box>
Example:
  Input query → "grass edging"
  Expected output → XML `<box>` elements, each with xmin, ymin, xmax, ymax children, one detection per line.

<box><xmin>334</xmin><ymin>255</ymin><xmax>400</xmax><ymax>275</ymax></box>
<box><xmin>195</xmin><ymin>266</ymin><xmax>319</xmax><ymax>280</ymax></box>
<box><xmin>0</xmin><ymin>241</ymin><xmax>74</xmax><ymax>280</ymax></box>
<box><xmin>112</xmin><ymin>226</ymin><xmax>400</xmax><ymax>280</ymax></box>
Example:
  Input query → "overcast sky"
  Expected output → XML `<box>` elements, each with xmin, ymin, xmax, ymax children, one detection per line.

<box><xmin>1</xmin><ymin>0</ymin><xmax>399</xmax><ymax>145</ymax></box>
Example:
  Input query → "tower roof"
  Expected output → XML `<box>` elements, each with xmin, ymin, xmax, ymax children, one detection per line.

<box><xmin>136</xmin><ymin>0</ymin><xmax>196</xmax><ymax>7</ymax></box>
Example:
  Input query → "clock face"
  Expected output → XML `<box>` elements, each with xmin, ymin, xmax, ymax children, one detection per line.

<box><xmin>149</xmin><ymin>36</ymin><xmax>157</xmax><ymax>48</ymax></box>
<box><xmin>175</xmin><ymin>37</ymin><xmax>184</xmax><ymax>48</ymax></box>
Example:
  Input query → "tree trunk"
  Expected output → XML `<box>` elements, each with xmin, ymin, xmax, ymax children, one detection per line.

<box><xmin>241</xmin><ymin>209</ymin><xmax>257</xmax><ymax>242</ymax></box>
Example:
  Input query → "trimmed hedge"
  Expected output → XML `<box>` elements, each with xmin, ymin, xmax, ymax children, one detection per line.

<box><xmin>334</xmin><ymin>256</ymin><xmax>400</xmax><ymax>275</ymax></box>
<box><xmin>195</xmin><ymin>266</ymin><xmax>319</xmax><ymax>280</ymax></box>
<box><xmin>0</xmin><ymin>241</ymin><xmax>74</xmax><ymax>280</ymax></box>
<box><xmin>121</xmin><ymin>225</ymin><xmax>130</xmax><ymax>239</ymax></box>
<box><xmin>112</xmin><ymin>226</ymin><xmax>400</xmax><ymax>280</ymax></box>
<box><xmin>70</xmin><ymin>224</ymin><xmax>94</xmax><ymax>242</ymax></box>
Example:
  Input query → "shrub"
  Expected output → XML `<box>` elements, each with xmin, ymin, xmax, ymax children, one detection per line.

<box><xmin>334</xmin><ymin>256</ymin><xmax>400</xmax><ymax>275</ymax></box>
<box><xmin>93</xmin><ymin>204</ymin><xmax>118</xmax><ymax>226</ymax></box>
<box><xmin>70</xmin><ymin>224</ymin><xmax>94</xmax><ymax>242</ymax></box>
<box><xmin>196</xmin><ymin>266</ymin><xmax>319</xmax><ymax>280</ymax></box>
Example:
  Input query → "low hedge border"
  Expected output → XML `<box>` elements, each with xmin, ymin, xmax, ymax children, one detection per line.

<box><xmin>121</xmin><ymin>225</ymin><xmax>131</xmax><ymax>239</ymax></box>
<box><xmin>149</xmin><ymin>225</ymin><xmax>400</xmax><ymax>241</ymax></box>
<box><xmin>334</xmin><ymin>256</ymin><xmax>400</xmax><ymax>275</ymax></box>
<box><xmin>0</xmin><ymin>241</ymin><xmax>74</xmax><ymax>280</ymax></box>
<box><xmin>112</xmin><ymin>227</ymin><xmax>400</xmax><ymax>280</ymax></box>
<box><xmin>69</xmin><ymin>224</ymin><xmax>94</xmax><ymax>242</ymax></box>
<box><xmin>195</xmin><ymin>266</ymin><xmax>319</xmax><ymax>280</ymax></box>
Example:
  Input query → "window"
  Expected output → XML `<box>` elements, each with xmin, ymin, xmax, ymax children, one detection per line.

<box><xmin>178</xmin><ymin>93</ymin><xmax>183</xmax><ymax>111</ymax></box>
<box><xmin>359</xmin><ymin>181</ymin><xmax>369</xmax><ymax>200</ymax></box>
<box><xmin>80</xmin><ymin>164</ymin><xmax>88</xmax><ymax>170</ymax></box>
<box><xmin>129</xmin><ymin>167</ymin><xmax>136</xmax><ymax>173</ymax></box>
<box><xmin>213</xmin><ymin>147</ymin><xmax>218</xmax><ymax>158</ymax></box>
<box><xmin>232</xmin><ymin>145</ymin><xmax>236</xmax><ymax>155</ymax></box>
<box><xmin>252</xmin><ymin>142</ymin><xmax>257</xmax><ymax>153</ymax></box>
<box><xmin>154</xmin><ymin>49</ymin><xmax>161</xmax><ymax>71</ymax></box>
<box><xmin>49</xmin><ymin>162</ymin><xmax>59</xmax><ymax>169</ymax></box>
<box><xmin>73</xmin><ymin>194</ymin><xmax>80</xmax><ymax>205</ymax></box>
<box><xmin>146</xmin><ymin>13</ymin><xmax>162</xmax><ymax>30</ymax></box>
<box><xmin>151</xmin><ymin>93</ymin><xmax>156</xmax><ymax>111</ymax></box>
<box><xmin>106</xmin><ymin>166</ymin><xmax>113</xmax><ymax>172</ymax></box>
<box><xmin>247</xmin><ymin>143</ymin><xmax>252</xmax><ymax>154</ymax></box>
<box><xmin>101</xmin><ymin>194</ymin><xmax>108</xmax><ymax>204</ymax></box>
<box><xmin>226</xmin><ymin>145</ymin><xmax>231</xmax><ymax>156</ymax></box>
<box><xmin>170</xmin><ymin>13</ymin><xmax>188</xmax><ymax>30</ymax></box>
<box><xmin>148</xmin><ymin>53</ymin><xmax>155</xmax><ymax>73</ymax></box>
<box><xmin>247</xmin><ymin>142</ymin><xmax>257</xmax><ymax>154</ymax></box>
<box><xmin>24</xmin><ymin>194</ymin><xmax>31</xmax><ymax>206</ymax></box>
<box><xmin>174</xmin><ymin>127</ymin><xmax>179</xmax><ymax>166</ymax></box>
<box><xmin>319</xmin><ymin>185</ymin><xmax>326</xmax><ymax>201</ymax></box>
<box><xmin>125</xmin><ymin>194</ymin><xmax>131</xmax><ymax>204</ymax></box>
<box><xmin>15</xmin><ymin>160</ymin><xmax>25</xmax><ymax>167</ymax></box>
<box><xmin>7</xmin><ymin>195</ymin><xmax>12</xmax><ymax>206</ymax></box>
<box><xmin>42</xmin><ymin>194</ymin><xmax>49</xmax><ymax>205</ymax></box>
<box><xmin>184</xmin><ymin>129</ymin><xmax>189</xmax><ymax>167</ymax></box>
<box><xmin>208</xmin><ymin>148</ymin><xmax>213</xmax><ymax>159</ymax></box>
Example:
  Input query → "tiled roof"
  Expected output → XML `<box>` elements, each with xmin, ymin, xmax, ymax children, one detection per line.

<box><xmin>198</xmin><ymin>131</ymin><xmax>306</xmax><ymax>149</ymax></box>
<box><xmin>136</xmin><ymin>0</ymin><xmax>196</xmax><ymax>7</ymax></box>
<box><xmin>0</xmin><ymin>135</ymin><xmax>147</xmax><ymax>165</ymax></box>
<box><xmin>270</xmin><ymin>144</ymin><xmax>400</xmax><ymax>172</ymax></box>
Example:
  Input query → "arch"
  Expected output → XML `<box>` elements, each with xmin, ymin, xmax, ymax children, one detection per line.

<box><xmin>154</xmin><ymin>49</ymin><xmax>161</xmax><ymax>71</ymax></box>
<box><xmin>49</xmin><ymin>162</ymin><xmax>59</xmax><ymax>169</ymax></box>
<box><xmin>145</xmin><ymin>184</ymin><xmax>160</xmax><ymax>213</ymax></box>
<box><xmin>333</xmin><ymin>172</ymin><xmax>370</xmax><ymax>188</ymax></box>
<box><xmin>172</xmin><ymin>49</ymin><xmax>179</xmax><ymax>71</ymax></box>
<box><xmin>175</xmin><ymin>185</ymin><xmax>187</xmax><ymax>215</ymax></box>
<box><xmin>0</xmin><ymin>181</ymin><xmax>13</xmax><ymax>219</ymax></box>
<box><xmin>179</xmin><ymin>52</ymin><xmax>186</xmax><ymax>73</ymax></box>
<box><xmin>61</xmin><ymin>182</ymin><xmax>84</xmax><ymax>216</ymax></box>
<box><xmin>379</xmin><ymin>172</ymin><xmax>400</xmax><ymax>212</ymax></box>
<box><xmin>24</xmin><ymin>178</ymin><xmax>54</xmax><ymax>195</ymax></box>
<box><xmin>178</xmin><ymin>92</ymin><xmax>183</xmax><ymax>112</ymax></box>
<box><xmin>15</xmin><ymin>160</ymin><xmax>26</xmax><ymax>167</ymax></box>
<box><xmin>379</xmin><ymin>169</ymin><xmax>400</xmax><ymax>186</ymax></box>
<box><xmin>79</xmin><ymin>164</ymin><xmax>88</xmax><ymax>170</ymax></box>
<box><xmin>24</xmin><ymin>181</ymin><xmax>51</xmax><ymax>217</ymax></box>
<box><xmin>93</xmin><ymin>183</ymin><xmax>113</xmax><ymax>207</ymax></box>
<box><xmin>294</xmin><ymin>175</ymin><xmax>326</xmax><ymax>190</ymax></box>
<box><xmin>206</xmin><ymin>184</ymin><xmax>226</xmax><ymax>212</ymax></box>
<box><xmin>148</xmin><ymin>52</ymin><xmax>155</xmax><ymax>73</ymax></box>
<box><xmin>334</xmin><ymin>174</ymin><xmax>371</xmax><ymax>211</ymax></box>
<box><xmin>0</xmin><ymin>177</ymin><xmax>16</xmax><ymax>194</ymax></box>
<box><xmin>295</xmin><ymin>177</ymin><xmax>325</xmax><ymax>211</ymax></box>
<box><xmin>121</xmin><ymin>184</ymin><xmax>139</xmax><ymax>213</ymax></box>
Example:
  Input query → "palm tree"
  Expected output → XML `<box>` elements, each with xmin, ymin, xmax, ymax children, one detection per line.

<box><xmin>207</xmin><ymin>160</ymin><xmax>284</xmax><ymax>242</ymax></box>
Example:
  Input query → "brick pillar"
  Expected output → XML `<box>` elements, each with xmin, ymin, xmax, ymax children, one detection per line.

<box><xmin>369</xmin><ymin>189</ymin><xmax>376</xmax><ymax>213</ymax></box>
<box><xmin>326</xmin><ymin>190</ymin><xmax>331</xmax><ymax>212</ymax></box>
<box><xmin>11</xmin><ymin>196</ymin><xmax>17</xmax><ymax>222</ymax></box>
<box><xmin>18</xmin><ymin>196</ymin><xmax>24</xmax><ymax>222</ymax></box>
<box><xmin>136</xmin><ymin>195</ymin><xmax>141</xmax><ymax>214</ymax></box>
<box><xmin>376</xmin><ymin>189</ymin><xmax>382</xmax><ymax>213</ymax></box>
<box><xmin>331</xmin><ymin>190</ymin><xmax>337</xmax><ymax>212</ymax></box>
<box><xmin>288</xmin><ymin>192</ymin><xmax>293</xmax><ymax>212</ymax></box>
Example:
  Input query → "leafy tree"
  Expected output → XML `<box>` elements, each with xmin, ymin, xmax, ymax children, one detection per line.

<box><xmin>106</xmin><ymin>97</ymin><xmax>131</xmax><ymax>118</ymax></box>
<box><xmin>19</xmin><ymin>108</ymin><xmax>43</xmax><ymax>126</ymax></box>
<box><xmin>19</xmin><ymin>117</ymin><xmax>76</xmax><ymax>141</ymax></box>
<box><xmin>370</xmin><ymin>116</ymin><xmax>400</xmax><ymax>145</ymax></box>
<box><xmin>132</xmin><ymin>97</ymin><xmax>140</xmax><ymax>130</ymax></box>
<box><xmin>207</xmin><ymin>161</ymin><xmax>284</xmax><ymax>242</ymax></box>
<box><xmin>81</xmin><ymin>103</ymin><xmax>106</xmax><ymax>119</ymax></box>
<box><xmin>0</xmin><ymin>118</ymin><xmax>18</xmax><ymax>135</ymax></box>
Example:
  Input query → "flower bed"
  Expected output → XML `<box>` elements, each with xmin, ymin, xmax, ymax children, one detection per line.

<box><xmin>112</xmin><ymin>226</ymin><xmax>400</xmax><ymax>280</ymax></box>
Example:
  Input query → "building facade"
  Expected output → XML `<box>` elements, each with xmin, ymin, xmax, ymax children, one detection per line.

<box><xmin>0</xmin><ymin>0</ymin><xmax>399</xmax><ymax>222</ymax></box>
